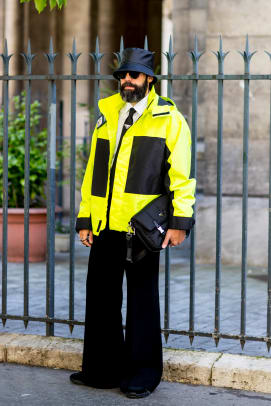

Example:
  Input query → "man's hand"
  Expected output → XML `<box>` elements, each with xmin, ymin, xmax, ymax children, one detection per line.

<box><xmin>79</xmin><ymin>229</ymin><xmax>93</xmax><ymax>247</ymax></box>
<box><xmin>162</xmin><ymin>229</ymin><xmax>186</xmax><ymax>249</ymax></box>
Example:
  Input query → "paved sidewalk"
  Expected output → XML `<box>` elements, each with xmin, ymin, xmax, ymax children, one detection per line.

<box><xmin>0</xmin><ymin>240</ymin><xmax>270</xmax><ymax>357</ymax></box>
<box><xmin>2</xmin><ymin>363</ymin><xmax>271</xmax><ymax>406</ymax></box>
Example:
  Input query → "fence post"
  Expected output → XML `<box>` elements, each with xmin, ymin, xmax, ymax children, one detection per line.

<box><xmin>21</xmin><ymin>40</ymin><xmax>36</xmax><ymax>329</ymax></box>
<box><xmin>212</xmin><ymin>36</ymin><xmax>229</xmax><ymax>347</ymax></box>
<box><xmin>162</xmin><ymin>35</ymin><xmax>176</xmax><ymax>343</ymax></box>
<box><xmin>0</xmin><ymin>39</ymin><xmax>12</xmax><ymax>328</ymax></box>
<box><xmin>90</xmin><ymin>37</ymin><xmax>104</xmax><ymax>124</ymax></box>
<box><xmin>238</xmin><ymin>35</ymin><xmax>256</xmax><ymax>349</ymax></box>
<box><xmin>188</xmin><ymin>35</ymin><xmax>204</xmax><ymax>345</ymax></box>
<box><xmin>265</xmin><ymin>49</ymin><xmax>271</xmax><ymax>352</ymax></box>
<box><xmin>45</xmin><ymin>37</ymin><xmax>57</xmax><ymax>336</ymax></box>
<box><xmin>67</xmin><ymin>38</ymin><xmax>81</xmax><ymax>333</ymax></box>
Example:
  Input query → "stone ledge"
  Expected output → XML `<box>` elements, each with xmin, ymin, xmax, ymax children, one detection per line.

<box><xmin>1</xmin><ymin>333</ymin><xmax>271</xmax><ymax>393</ymax></box>
<box><xmin>212</xmin><ymin>352</ymin><xmax>271</xmax><ymax>393</ymax></box>
<box><xmin>0</xmin><ymin>333</ymin><xmax>83</xmax><ymax>371</ymax></box>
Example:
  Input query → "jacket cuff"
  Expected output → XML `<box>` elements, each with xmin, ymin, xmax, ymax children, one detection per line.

<box><xmin>168</xmin><ymin>216</ymin><xmax>195</xmax><ymax>230</ymax></box>
<box><xmin>75</xmin><ymin>216</ymin><xmax>92</xmax><ymax>233</ymax></box>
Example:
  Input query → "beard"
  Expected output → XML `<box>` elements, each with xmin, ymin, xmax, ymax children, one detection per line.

<box><xmin>120</xmin><ymin>76</ymin><xmax>149</xmax><ymax>103</ymax></box>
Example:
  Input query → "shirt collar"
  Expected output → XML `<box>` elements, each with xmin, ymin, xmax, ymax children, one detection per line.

<box><xmin>122</xmin><ymin>92</ymin><xmax>149</xmax><ymax>115</ymax></box>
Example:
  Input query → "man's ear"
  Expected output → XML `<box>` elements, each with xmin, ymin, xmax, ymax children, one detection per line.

<box><xmin>147</xmin><ymin>76</ymin><xmax>154</xmax><ymax>84</ymax></box>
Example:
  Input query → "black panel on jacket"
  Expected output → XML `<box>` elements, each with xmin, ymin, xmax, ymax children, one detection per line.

<box><xmin>158</xmin><ymin>97</ymin><xmax>174</xmax><ymax>106</ymax></box>
<box><xmin>125</xmin><ymin>136</ymin><xmax>166</xmax><ymax>195</ymax></box>
<box><xmin>91</xmin><ymin>138</ymin><xmax>109</xmax><ymax>197</ymax></box>
<box><xmin>76</xmin><ymin>216</ymin><xmax>92</xmax><ymax>233</ymax></box>
<box><xmin>163</xmin><ymin>144</ymin><xmax>171</xmax><ymax>195</ymax></box>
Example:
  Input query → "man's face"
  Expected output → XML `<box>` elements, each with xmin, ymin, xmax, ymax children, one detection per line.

<box><xmin>120</xmin><ymin>72</ymin><xmax>153</xmax><ymax>103</ymax></box>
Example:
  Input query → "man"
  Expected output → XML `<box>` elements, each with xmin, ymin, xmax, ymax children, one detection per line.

<box><xmin>70</xmin><ymin>48</ymin><xmax>196</xmax><ymax>399</ymax></box>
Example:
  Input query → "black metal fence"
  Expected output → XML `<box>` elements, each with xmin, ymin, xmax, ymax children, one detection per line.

<box><xmin>1</xmin><ymin>34</ymin><xmax>271</xmax><ymax>351</ymax></box>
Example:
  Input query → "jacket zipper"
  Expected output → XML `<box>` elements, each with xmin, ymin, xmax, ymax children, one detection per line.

<box><xmin>96</xmin><ymin>220</ymin><xmax>102</xmax><ymax>233</ymax></box>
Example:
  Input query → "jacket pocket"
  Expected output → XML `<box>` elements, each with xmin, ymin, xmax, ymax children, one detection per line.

<box><xmin>125</xmin><ymin>136</ymin><xmax>166</xmax><ymax>195</ymax></box>
<box><xmin>91</xmin><ymin>138</ymin><xmax>110</xmax><ymax>197</ymax></box>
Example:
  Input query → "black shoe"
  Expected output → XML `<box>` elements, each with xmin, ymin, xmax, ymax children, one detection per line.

<box><xmin>70</xmin><ymin>372</ymin><xmax>120</xmax><ymax>389</ymax></box>
<box><xmin>70</xmin><ymin>372</ymin><xmax>89</xmax><ymax>386</ymax></box>
<box><xmin>125</xmin><ymin>386</ymin><xmax>151</xmax><ymax>399</ymax></box>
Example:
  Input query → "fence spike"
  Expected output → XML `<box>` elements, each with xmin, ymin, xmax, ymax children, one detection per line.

<box><xmin>69</xmin><ymin>324</ymin><xmax>74</xmax><ymax>334</ymax></box>
<box><xmin>245</xmin><ymin>34</ymin><xmax>249</xmax><ymax>54</ymax></box>
<box><xmin>240</xmin><ymin>338</ymin><xmax>245</xmax><ymax>350</ymax></box>
<box><xmin>212</xmin><ymin>35</ymin><xmax>229</xmax><ymax>71</ymax></box>
<box><xmin>120</xmin><ymin>36</ymin><xmax>124</xmax><ymax>54</ymax></box>
<box><xmin>267</xmin><ymin>341</ymin><xmax>271</xmax><ymax>352</ymax></box>
<box><xmin>89</xmin><ymin>36</ymin><xmax>104</xmax><ymax>63</ymax></box>
<box><xmin>44</xmin><ymin>37</ymin><xmax>58</xmax><ymax>74</ymax></box>
<box><xmin>144</xmin><ymin>35</ymin><xmax>149</xmax><ymax>50</ymax></box>
<box><xmin>238</xmin><ymin>35</ymin><xmax>257</xmax><ymax>72</ymax></box>
<box><xmin>188</xmin><ymin>34</ymin><xmax>204</xmax><ymax>74</ymax></box>
<box><xmin>2</xmin><ymin>318</ymin><xmax>6</xmax><ymax>327</ymax></box>
<box><xmin>212</xmin><ymin>35</ymin><xmax>229</xmax><ymax>75</ymax></box>
<box><xmin>214</xmin><ymin>337</ymin><xmax>220</xmax><ymax>347</ymax></box>
<box><xmin>21</xmin><ymin>39</ymin><xmax>36</xmax><ymax>74</ymax></box>
<box><xmin>1</xmin><ymin>39</ymin><xmax>13</xmax><ymax>74</ymax></box>
<box><xmin>113</xmin><ymin>36</ymin><xmax>124</xmax><ymax>66</ymax></box>
<box><xmin>24</xmin><ymin>320</ymin><xmax>29</xmax><ymax>329</ymax></box>
<box><xmin>189</xmin><ymin>334</ymin><xmax>194</xmax><ymax>345</ymax></box>
<box><xmin>67</xmin><ymin>38</ymin><xmax>81</xmax><ymax>71</ymax></box>
<box><xmin>162</xmin><ymin>35</ymin><xmax>177</xmax><ymax>64</ymax></box>
<box><xmin>164</xmin><ymin>332</ymin><xmax>169</xmax><ymax>343</ymax></box>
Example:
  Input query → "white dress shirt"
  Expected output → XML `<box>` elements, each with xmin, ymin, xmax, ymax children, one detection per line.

<box><xmin>112</xmin><ymin>93</ymin><xmax>149</xmax><ymax>163</ymax></box>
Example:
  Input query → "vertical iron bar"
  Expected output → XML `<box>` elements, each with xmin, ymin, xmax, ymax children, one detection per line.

<box><xmin>113</xmin><ymin>36</ymin><xmax>124</xmax><ymax>94</ymax></box>
<box><xmin>45</xmin><ymin>38</ymin><xmax>57</xmax><ymax>336</ymax></box>
<box><xmin>162</xmin><ymin>36</ymin><xmax>176</xmax><ymax>343</ymax></box>
<box><xmin>23</xmin><ymin>60</ymin><xmax>30</xmax><ymax>330</ymax></box>
<box><xmin>83</xmin><ymin>121</ymin><xmax>88</xmax><ymax>160</ymax></box>
<box><xmin>21</xmin><ymin>40</ymin><xmax>35</xmax><ymax>330</ymax></box>
<box><xmin>241</xmin><ymin>71</ymin><xmax>249</xmax><ymax>350</ymax></box>
<box><xmin>266</xmin><ymin>50</ymin><xmax>271</xmax><ymax>352</ymax></box>
<box><xmin>213</xmin><ymin>37</ymin><xmax>228</xmax><ymax>347</ymax></box>
<box><xmin>0</xmin><ymin>39</ymin><xmax>12</xmax><ymax>328</ymax></box>
<box><xmin>188</xmin><ymin>36</ymin><xmax>203</xmax><ymax>345</ymax></box>
<box><xmin>68</xmin><ymin>39</ymin><xmax>81</xmax><ymax>334</ymax></box>
<box><xmin>90</xmin><ymin>37</ymin><xmax>104</xmax><ymax>124</ymax></box>
<box><xmin>57</xmin><ymin>100</ymin><xmax>63</xmax><ymax>224</ymax></box>
<box><xmin>238</xmin><ymin>36</ymin><xmax>256</xmax><ymax>349</ymax></box>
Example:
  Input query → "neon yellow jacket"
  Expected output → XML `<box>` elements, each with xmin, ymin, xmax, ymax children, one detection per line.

<box><xmin>76</xmin><ymin>86</ymin><xmax>196</xmax><ymax>235</ymax></box>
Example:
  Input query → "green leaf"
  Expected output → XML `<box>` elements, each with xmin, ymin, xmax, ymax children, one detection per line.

<box><xmin>56</xmin><ymin>0</ymin><xmax>67</xmax><ymax>7</ymax></box>
<box><xmin>34</xmin><ymin>0</ymin><xmax>47</xmax><ymax>13</ymax></box>
<box><xmin>20</xmin><ymin>0</ymin><xmax>67</xmax><ymax>11</ymax></box>
<box><xmin>49</xmin><ymin>0</ymin><xmax>57</xmax><ymax>9</ymax></box>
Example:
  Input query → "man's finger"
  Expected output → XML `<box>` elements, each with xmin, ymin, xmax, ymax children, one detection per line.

<box><xmin>162</xmin><ymin>232</ymin><xmax>170</xmax><ymax>249</ymax></box>
<box><xmin>87</xmin><ymin>231</ymin><xmax>93</xmax><ymax>245</ymax></box>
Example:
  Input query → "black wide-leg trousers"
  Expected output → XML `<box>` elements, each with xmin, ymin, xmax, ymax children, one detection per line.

<box><xmin>81</xmin><ymin>228</ymin><xmax>163</xmax><ymax>392</ymax></box>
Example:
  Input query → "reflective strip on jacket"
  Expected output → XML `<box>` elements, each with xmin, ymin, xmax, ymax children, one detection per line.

<box><xmin>76</xmin><ymin>86</ymin><xmax>196</xmax><ymax>235</ymax></box>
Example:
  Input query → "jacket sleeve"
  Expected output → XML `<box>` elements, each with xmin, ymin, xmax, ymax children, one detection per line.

<box><xmin>165</xmin><ymin>112</ymin><xmax>196</xmax><ymax>231</ymax></box>
<box><xmin>75</xmin><ymin>127</ymin><xmax>98</xmax><ymax>233</ymax></box>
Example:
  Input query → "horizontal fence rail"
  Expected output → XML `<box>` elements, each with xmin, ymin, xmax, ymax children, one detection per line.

<box><xmin>0</xmin><ymin>34</ymin><xmax>271</xmax><ymax>352</ymax></box>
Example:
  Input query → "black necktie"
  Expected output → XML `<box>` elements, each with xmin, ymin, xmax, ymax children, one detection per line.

<box><xmin>109</xmin><ymin>107</ymin><xmax>136</xmax><ymax>193</ymax></box>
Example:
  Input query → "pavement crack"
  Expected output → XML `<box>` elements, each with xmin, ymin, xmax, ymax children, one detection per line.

<box><xmin>3</xmin><ymin>345</ymin><xmax>7</xmax><ymax>363</ymax></box>
<box><xmin>210</xmin><ymin>352</ymin><xmax>223</xmax><ymax>386</ymax></box>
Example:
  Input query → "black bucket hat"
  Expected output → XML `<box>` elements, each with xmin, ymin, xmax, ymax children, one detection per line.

<box><xmin>113</xmin><ymin>48</ymin><xmax>157</xmax><ymax>84</ymax></box>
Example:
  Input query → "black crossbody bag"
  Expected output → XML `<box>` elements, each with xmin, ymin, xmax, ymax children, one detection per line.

<box><xmin>126</xmin><ymin>194</ymin><xmax>170</xmax><ymax>262</ymax></box>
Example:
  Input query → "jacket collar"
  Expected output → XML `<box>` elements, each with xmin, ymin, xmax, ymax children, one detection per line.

<box><xmin>98</xmin><ymin>86</ymin><xmax>176</xmax><ymax>123</ymax></box>
<box><xmin>98</xmin><ymin>86</ymin><xmax>157</xmax><ymax>117</ymax></box>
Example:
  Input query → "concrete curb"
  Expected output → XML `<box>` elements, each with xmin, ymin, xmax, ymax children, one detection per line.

<box><xmin>1</xmin><ymin>333</ymin><xmax>271</xmax><ymax>393</ymax></box>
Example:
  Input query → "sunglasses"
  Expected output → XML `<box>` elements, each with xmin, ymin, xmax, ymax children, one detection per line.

<box><xmin>116</xmin><ymin>71</ymin><xmax>141</xmax><ymax>80</ymax></box>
